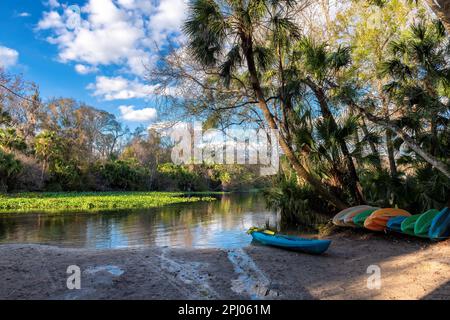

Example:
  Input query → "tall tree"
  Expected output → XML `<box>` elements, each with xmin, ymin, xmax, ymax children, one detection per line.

<box><xmin>184</xmin><ymin>0</ymin><xmax>348</xmax><ymax>209</ymax></box>
<box><xmin>293</xmin><ymin>37</ymin><xmax>366</xmax><ymax>203</ymax></box>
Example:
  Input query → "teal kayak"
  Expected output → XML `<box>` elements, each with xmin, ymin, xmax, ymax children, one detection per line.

<box><xmin>429</xmin><ymin>207</ymin><xmax>450</xmax><ymax>241</ymax></box>
<box><xmin>248</xmin><ymin>229</ymin><xmax>331</xmax><ymax>254</ymax></box>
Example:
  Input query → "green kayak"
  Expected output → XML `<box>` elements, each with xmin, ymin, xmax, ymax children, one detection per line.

<box><xmin>401</xmin><ymin>214</ymin><xmax>421</xmax><ymax>236</ymax></box>
<box><xmin>352</xmin><ymin>208</ymin><xmax>379</xmax><ymax>227</ymax></box>
<box><xmin>414</xmin><ymin>209</ymin><xmax>440</xmax><ymax>238</ymax></box>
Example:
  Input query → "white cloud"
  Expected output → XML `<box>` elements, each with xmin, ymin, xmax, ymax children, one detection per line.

<box><xmin>18</xmin><ymin>12</ymin><xmax>31</xmax><ymax>17</ymax></box>
<box><xmin>87</xmin><ymin>75</ymin><xmax>158</xmax><ymax>100</ymax></box>
<box><xmin>119</xmin><ymin>105</ymin><xmax>157</xmax><ymax>122</ymax></box>
<box><xmin>47</xmin><ymin>0</ymin><xmax>61</xmax><ymax>8</ymax></box>
<box><xmin>75</xmin><ymin>64</ymin><xmax>98</xmax><ymax>74</ymax></box>
<box><xmin>0</xmin><ymin>46</ymin><xmax>19</xmax><ymax>68</ymax></box>
<box><xmin>149</xmin><ymin>0</ymin><xmax>186</xmax><ymax>44</ymax></box>
<box><xmin>37</xmin><ymin>11</ymin><xmax>65</xmax><ymax>29</ymax></box>
<box><xmin>36</xmin><ymin>0</ymin><xmax>188</xmax><ymax>78</ymax></box>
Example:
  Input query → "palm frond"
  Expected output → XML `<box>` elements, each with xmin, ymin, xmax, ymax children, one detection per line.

<box><xmin>220</xmin><ymin>45</ymin><xmax>242</xmax><ymax>87</ymax></box>
<box><xmin>254</xmin><ymin>45</ymin><xmax>275</xmax><ymax>71</ymax></box>
<box><xmin>327</xmin><ymin>45</ymin><xmax>352</xmax><ymax>71</ymax></box>
<box><xmin>183</xmin><ymin>0</ymin><xmax>228</xmax><ymax>66</ymax></box>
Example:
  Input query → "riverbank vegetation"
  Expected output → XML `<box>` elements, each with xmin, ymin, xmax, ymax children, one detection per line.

<box><xmin>0</xmin><ymin>192</ymin><xmax>216</xmax><ymax>212</ymax></box>
<box><xmin>0</xmin><ymin>79</ymin><xmax>267</xmax><ymax>193</ymax></box>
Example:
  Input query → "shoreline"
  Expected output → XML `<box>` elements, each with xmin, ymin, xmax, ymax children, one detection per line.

<box><xmin>1</xmin><ymin>232</ymin><xmax>449</xmax><ymax>300</ymax></box>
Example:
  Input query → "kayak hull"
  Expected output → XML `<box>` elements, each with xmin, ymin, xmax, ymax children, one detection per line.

<box><xmin>414</xmin><ymin>209</ymin><xmax>440</xmax><ymax>238</ymax></box>
<box><xmin>250</xmin><ymin>231</ymin><xmax>331</xmax><ymax>254</ymax></box>
<box><xmin>343</xmin><ymin>206</ymin><xmax>377</xmax><ymax>227</ymax></box>
<box><xmin>386</xmin><ymin>216</ymin><xmax>408</xmax><ymax>233</ymax></box>
<box><xmin>364</xmin><ymin>208</ymin><xmax>411</xmax><ymax>231</ymax></box>
<box><xmin>332</xmin><ymin>205</ymin><xmax>374</xmax><ymax>227</ymax></box>
<box><xmin>429</xmin><ymin>207</ymin><xmax>450</xmax><ymax>241</ymax></box>
<box><xmin>401</xmin><ymin>214</ymin><xmax>421</xmax><ymax>236</ymax></box>
<box><xmin>352</xmin><ymin>208</ymin><xmax>379</xmax><ymax>228</ymax></box>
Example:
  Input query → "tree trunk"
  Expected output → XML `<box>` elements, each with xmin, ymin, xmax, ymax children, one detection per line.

<box><xmin>352</xmin><ymin>103</ymin><xmax>450</xmax><ymax>180</ymax></box>
<box><xmin>360</xmin><ymin>118</ymin><xmax>382</xmax><ymax>171</ymax></box>
<box><xmin>240</xmin><ymin>34</ymin><xmax>348</xmax><ymax>210</ymax></box>
<box><xmin>379</xmin><ymin>91</ymin><xmax>398</xmax><ymax>178</ymax></box>
<box><xmin>306</xmin><ymin>79</ymin><xmax>366</xmax><ymax>204</ymax></box>
<box><xmin>430</xmin><ymin>112</ymin><xmax>438</xmax><ymax>157</ymax></box>
<box><xmin>41</xmin><ymin>158</ymin><xmax>46</xmax><ymax>184</ymax></box>
<box><xmin>386</xmin><ymin>128</ymin><xmax>398</xmax><ymax>178</ymax></box>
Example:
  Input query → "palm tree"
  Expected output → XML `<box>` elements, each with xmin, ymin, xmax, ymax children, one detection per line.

<box><xmin>184</xmin><ymin>0</ymin><xmax>348</xmax><ymax>209</ymax></box>
<box><xmin>291</xmin><ymin>37</ymin><xmax>366</xmax><ymax>203</ymax></box>
<box><xmin>380</xmin><ymin>20</ymin><xmax>450</xmax><ymax>173</ymax></box>
<box><xmin>34</xmin><ymin>130</ymin><xmax>64</xmax><ymax>183</ymax></box>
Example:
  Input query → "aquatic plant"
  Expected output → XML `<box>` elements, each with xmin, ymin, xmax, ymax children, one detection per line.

<box><xmin>0</xmin><ymin>191</ymin><xmax>216</xmax><ymax>212</ymax></box>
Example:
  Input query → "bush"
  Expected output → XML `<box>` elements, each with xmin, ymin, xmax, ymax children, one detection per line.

<box><xmin>95</xmin><ymin>158</ymin><xmax>150</xmax><ymax>191</ymax></box>
<box><xmin>0</xmin><ymin>150</ymin><xmax>22</xmax><ymax>192</ymax></box>
<box><xmin>156</xmin><ymin>163</ymin><xmax>206</xmax><ymax>191</ymax></box>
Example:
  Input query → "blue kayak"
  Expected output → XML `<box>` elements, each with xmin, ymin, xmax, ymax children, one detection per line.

<box><xmin>248</xmin><ymin>230</ymin><xmax>331</xmax><ymax>254</ymax></box>
<box><xmin>386</xmin><ymin>216</ymin><xmax>408</xmax><ymax>233</ymax></box>
<box><xmin>429</xmin><ymin>207</ymin><xmax>450</xmax><ymax>241</ymax></box>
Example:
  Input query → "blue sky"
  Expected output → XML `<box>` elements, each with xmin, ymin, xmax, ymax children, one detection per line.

<box><xmin>0</xmin><ymin>0</ymin><xmax>185</xmax><ymax>128</ymax></box>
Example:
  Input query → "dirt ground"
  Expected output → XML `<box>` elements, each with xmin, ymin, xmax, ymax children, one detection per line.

<box><xmin>0</xmin><ymin>232</ymin><xmax>449</xmax><ymax>300</ymax></box>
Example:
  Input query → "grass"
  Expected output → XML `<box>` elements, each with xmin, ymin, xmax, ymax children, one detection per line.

<box><xmin>0</xmin><ymin>191</ymin><xmax>217</xmax><ymax>212</ymax></box>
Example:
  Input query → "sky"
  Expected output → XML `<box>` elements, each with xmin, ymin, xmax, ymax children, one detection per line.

<box><xmin>0</xmin><ymin>0</ymin><xmax>186</xmax><ymax>129</ymax></box>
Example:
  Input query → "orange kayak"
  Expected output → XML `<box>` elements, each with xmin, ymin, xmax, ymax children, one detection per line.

<box><xmin>364</xmin><ymin>208</ymin><xmax>411</xmax><ymax>231</ymax></box>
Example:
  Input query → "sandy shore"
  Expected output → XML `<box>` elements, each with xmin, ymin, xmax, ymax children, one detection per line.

<box><xmin>0</xmin><ymin>232</ymin><xmax>449</xmax><ymax>300</ymax></box>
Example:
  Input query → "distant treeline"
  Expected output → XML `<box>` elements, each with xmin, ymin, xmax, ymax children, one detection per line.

<box><xmin>0</xmin><ymin>70</ymin><xmax>267</xmax><ymax>193</ymax></box>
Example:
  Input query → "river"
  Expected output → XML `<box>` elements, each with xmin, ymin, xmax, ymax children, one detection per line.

<box><xmin>0</xmin><ymin>193</ymin><xmax>280</xmax><ymax>249</ymax></box>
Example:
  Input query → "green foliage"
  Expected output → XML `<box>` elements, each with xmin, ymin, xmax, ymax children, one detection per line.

<box><xmin>0</xmin><ymin>128</ymin><xmax>26</xmax><ymax>151</ymax></box>
<box><xmin>96</xmin><ymin>158</ymin><xmax>150</xmax><ymax>191</ymax></box>
<box><xmin>0</xmin><ymin>150</ymin><xmax>22</xmax><ymax>192</ymax></box>
<box><xmin>0</xmin><ymin>191</ymin><xmax>215</xmax><ymax>212</ymax></box>
<box><xmin>157</xmin><ymin>163</ymin><xmax>206</xmax><ymax>191</ymax></box>
<box><xmin>34</xmin><ymin>130</ymin><xmax>65</xmax><ymax>165</ymax></box>
<box><xmin>294</xmin><ymin>37</ymin><xmax>351</xmax><ymax>81</ymax></box>
<box><xmin>359</xmin><ymin>166</ymin><xmax>449</xmax><ymax>213</ymax></box>
<box><xmin>264</xmin><ymin>174</ymin><xmax>329</xmax><ymax>229</ymax></box>
<box><xmin>183</xmin><ymin>0</ymin><xmax>228</xmax><ymax>67</ymax></box>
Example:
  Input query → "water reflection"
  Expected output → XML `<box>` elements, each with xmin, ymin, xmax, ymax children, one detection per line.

<box><xmin>0</xmin><ymin>194</ymin><xmax>279</xmax><ymax>249</ymax></box>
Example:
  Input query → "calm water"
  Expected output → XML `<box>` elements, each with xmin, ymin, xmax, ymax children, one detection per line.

<box><xmin>0</xmin><ymin>193</ymin><xmax>280</xmax><ymax>249</ymax></box>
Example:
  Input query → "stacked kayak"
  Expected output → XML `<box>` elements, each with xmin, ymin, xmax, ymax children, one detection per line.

<box><xmin>332</xmin><ymin>205</ymin><xmax>377</xmax><ymax>227</ymax></box>
<box><xmin>333</xmin><ymin>205</ymin><xmax>450</xmax><ymax>241</ymax></box>
<box><xmin>353</xmin><ymin>208</ymin><xmax>379</xmax><ymax>227</ymax></box>
<box><xmin>401</xmin><ymin>213</ymin><xmax>425</xmax><ymax>236</ymax></box>
<box><xmin>247</xmin><ymin>227</ymin><xmax>331</xmax><ymax>254</ymax></box>
<box><xmin>429</xmin><ymin>207</ymin><xmax>450</xmax><ymax>240</ymax></box>
<box><xmin>415</xmin><ymin>209</ymin><xmax>440</xmax><ymax>238</ymax></box>
<box><xmin>386</xmin><ymin>216</ymin><xmax>408</xmax><ymax>233</ymax></box>
<box><xmin>364</xmin><ymin>208</ymin><xmax>411</xmax><ymax>231</ymax></box>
